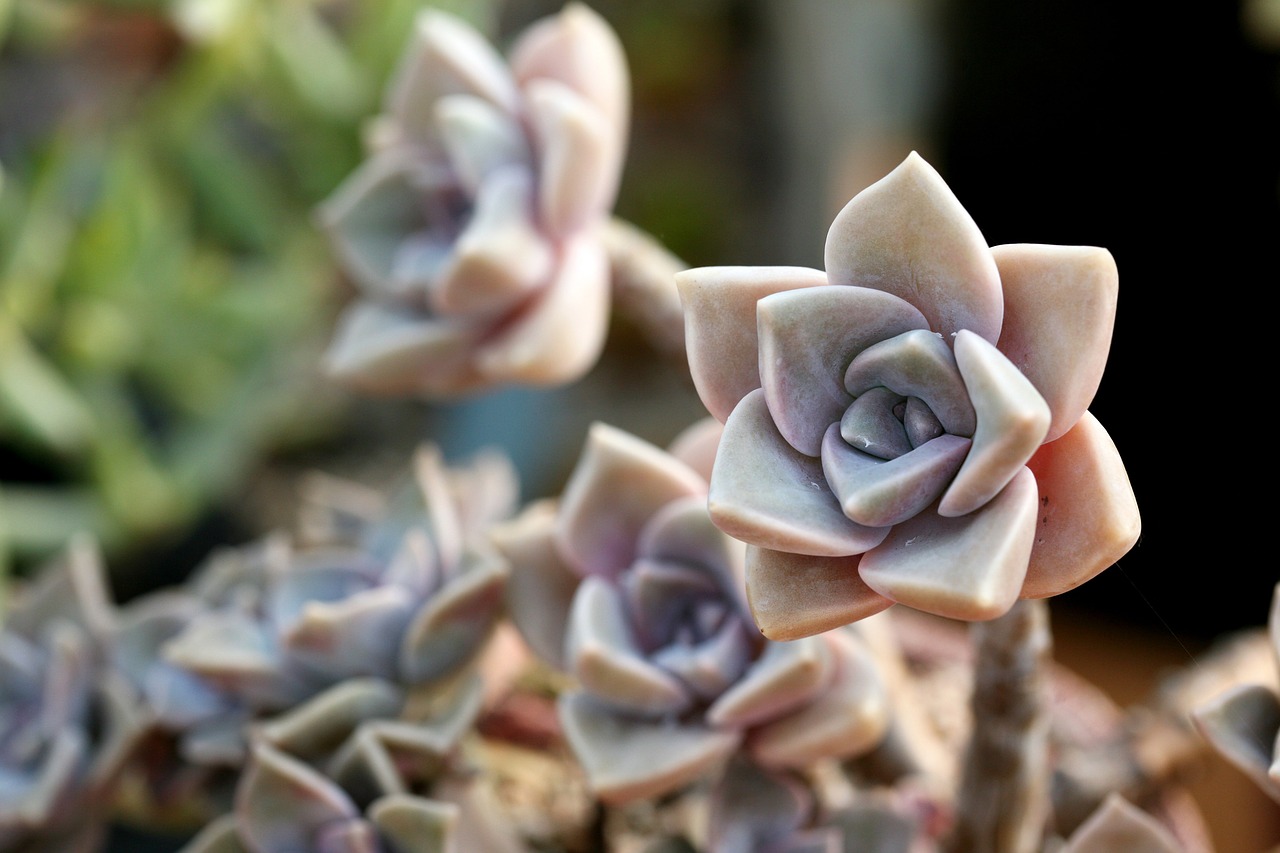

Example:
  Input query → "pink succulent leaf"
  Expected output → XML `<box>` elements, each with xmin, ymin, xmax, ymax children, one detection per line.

<box><xmin>565</xmin><ymin>576</ymin><xmax>693</xmax><ymax>716</ymax></box>
<box><xmin>747</xmin><ymin>629</ymin><xmax>890</xmax><ymax>769</ymax></box>
<box><xmin>557</xmin><ymin>422</ymin><xmax>707</xmax><ymax>580</ymax></box>
<box><xmin>650</xmin><ymin>618</ymin><xmax>753</xmax><ymax>702</ymax></box>
<box><xmin>1063</xmin><ymin>793</ymin><xmax>1185</xmax><ymax>853</ymax></box>
<box><xmin>316</xmin><ymin>819</ymin><xmax>381</xmax><ymax>853</ymax></box>
<box><xmin>442</xmin><ymin>447</ymin><xmax>521</xmax><ymax>544</ymax></box>
<box><xmin>236</xmin><ymin>741</ymin><xmax>360</xmax><ymax>853</ymax></box>
<box><xmin>268</xmin><ymin>555</ymin><xmax>380</xmax><ymax>633</ymax></box>
<box><xmin>323</xmin><ymin>302</ymin><xmax>484</xmax><ymax>397</ymax></box>
<box><xmin>164</xmin><ymin>610</ymin><xmax>281</xmax><ymax>682</ymax></box>
<box><xmin>255</xmin><ymin>679</ymin><xmax>404</xmax><ymax>762</ymax></box>
<box><xmin>822</xmin><ymin>426</ymin><xmax>971</xmax><ymax>528</ymax></box>
<box><xmin>744</xmin><ymin>547</ymin><xmax>891</xmax><ymax>642</ymax></box>
<box><xmin>282</xmin><ymin>585</ymin><xmax>418</xmax><ymax>683</ymax></box>
<box><xmin>637</xmin><ymin>494</ymin><xmax>747</xmax><ymax>608</ymax></box>
<box><xmin>823</xmin><ymin>151</ymin><xmax>1002</xmax><ymax>344</ymax></box>
<box><xmin>707</xmin><ymin>757</ymin><xmax>814</xmax><ymax>853</ymax></box>
<box><xmin>382</xmin><ymin>530</ymin><xmax>442</xmax><ymax>601</ymax></box>
<box><xmin>993</xmin><ymin>244</ymin><xmax>1119</xmax><ymax>443</ymax></box>
<box><xmin>709</xmin><ymin>389</ymin><xmax>891</xmax><ymax>557</ymax></box>
<box><xmin>1021</xmin><ymin>412</ymin><xmax>1140</xmax><ymax>598</ymax></box>
<box><xmin>838</xmin><ymin>386</ymin><xmax>913</xmax><ymax>459</ymax></box>
<box><xmin>316</xmin><ymin>152</ymin><xmax>461</xmax><ymax>300</ymax></box>
<box><xmin>4</xmin><ymin>534</ymin><xmax>114</xmax><ymax>643</ymax></box>
<box><xmin>383</xmin><ymin>9</ymin><xmax>520</xmax><ymax>148</ymax></box>
<box><xmin>434</xmin><ymin>94</ymin><xmax>530</xmax><ymax>197</ymax></box>
<box><xmin>472</xmin><ymin>232</ymin><xmax>611</xmax><ymax>387</ymax></box>
<box><xmin>368</xmin><ymin>794</ymin><xmax>459</xmax><ymax>853</ymax></box>
<box><xmin>558</xmin><ymin>691</ymin><xmax>741</xmax><ymax>805</ymax></box>
<box><xmin>430</xmin><ymin>166</ymin><xmax>552</xmax><ymax>317</ymax></box>
<box><xmin>842</xmin><ymin>329</ymin><xmax>974</xmax><ymax>438</ymax></box>
<box><xmin>397</xmin><ymin>551</ymin><xmax>508</xmax><ymax>686</ymax></box>
<box><xmin>858</xmin><ymin>467</ymin><xmax>1039</xmax><ymax>621</ymax></box>
<box><xmin>526</xmin><ymin>79</ymin><xmax>613</xmax><ymax>237</ymax></box>
<box><xmin>412</xmin><ymin>444</ymin><xmax>465</xmax><ymax>577</ymax></box>
<box><xmin>0</xmin><ymin>727</ymin><xmax>85</xmax><ymax>833</ymax></box>
<box><xmin>1192</xmin><ymin>684</ymin><xmax>1280</xmax><ymax>802</ymax></box>
<box><xmin>705</xmin><ymin>635</ymin><xmax>831</xmax><ymax>729</ymax></box>
<box><xmin>327</xmin><ymin>677</ymin><xmax>484</xmax><ymax>803</ymax></box>
<box><xmin>938</xmin><ymin>330</ymin><xmax>1050</xmax><ymax>518</ymax></box>
<box><xmin>622</xmin><ymin>559</ymin><xmax>727</xmax><ymax>651</ymax></box>
<box><xmin>761</xmin><ymin>287</ymin><xmax>931</xmax><ymax>457</ymax></box>
<box><xmin>678</xmin><ymin>266</ymin><xmax>829</xmax><ymax>423</ymax></box>
<box><xmin>667</xmin><ymin>417</ymin><xmax>725</xmax><ymax>483</ymax></box>
<box><xmin>508</xmin><ymin>2</ymin><xmax>630</xmax><ymax>145</ymax></box>
<box><xmin>490</xmin><ymin>499</ymin><xmax>579</xmax><ymax>669</ymax></box>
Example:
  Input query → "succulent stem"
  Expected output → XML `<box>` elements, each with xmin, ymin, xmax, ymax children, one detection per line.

<box><xmin>946</xmin><ymin>599</ymin><xmax>1053</xmax><ymax>853</ymax></box>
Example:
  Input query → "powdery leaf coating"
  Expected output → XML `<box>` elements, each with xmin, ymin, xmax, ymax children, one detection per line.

<box><xmin>494</xmin><ymin>423</ymin><xmax>891</xmax><ymax>804</ymax></box>
<box><xmin>319</xmin><ymin>4</ymin><xmax>629</xmax><ymax>397</ymax></box>
<box><xmin>682</xmin><ymin>151</ymin><xmax>1139</xmax><ymax>634</ymax></box>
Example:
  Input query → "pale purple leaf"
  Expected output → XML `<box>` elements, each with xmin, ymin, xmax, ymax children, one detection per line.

<box><xmin>824</xmin><ymin>151</ymin><xmax>1002</xmax><ymax>344</ymax></box>
<box><xmin>859</xmin><ymin>467</ymin><xmax>1038</xmax><ymax>620</ymax></box>
<box><xmin>822</xmin><ymin>426</ymin><xmax>970</xmax><ymax>528</ymax></box>
<box><xmin>709</xmin><ymin>390</ymin><xmax>890</xmax><ymax>557</ymax></box>
<box><xmin>843</xmin><ymin>329</ymin><xmax>974</xmax><ymax>437</ymax></box>
<box><xmin>759</xmin><ymin>286</ymin><xmax>929</xmax><ymax>456</ymax></box>
<box><xmin>558</xmin><ymin>692</ymin><xmax>741</xmax><ymax>805</ymax></box>
<box><xmin>706</xmin><ymin>635</ymin><xmax>830</xmax><ymax>729</ymax></box>
<box><xmin>993</xmin><ymin>244</ymin><xmax>1119</xmax><ymax>443</ymax></box>
<box><xmin>677</xmin><ymin>266</ymin><xmax>828</xmax><ymax>423</ymax></box>
<box><xmin>939</xmin><ymin>331</ymin><xmax>1049</xmax><ymax>518</ymax></box>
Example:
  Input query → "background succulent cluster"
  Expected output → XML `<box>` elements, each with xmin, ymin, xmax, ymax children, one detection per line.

<box><xmin>2</xmin><ymin>0</ymin><xmax>1279</xmax><ymax>851</ymax></box>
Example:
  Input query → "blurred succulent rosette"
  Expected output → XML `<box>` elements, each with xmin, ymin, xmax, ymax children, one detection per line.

<box><xmin>0</xmin><ymin>537</ymin><xmax>143</xmax><ymax>852</ymax></box>
<box><xmin>113</xmin><ymin>444</ymin><xmax>517</xmax><ymax>781</ymax></box>
<box><xmin>180</xmin><ymin>699</ymin><xmax>520</xmax><ymax>853</ymax></box>
<box><xmin>490</xmin><ymin>421</ymin><xmax>889</xmax><ymax>805</ymax></box>
<box><xmin>678</xmin><ymin>152</ymin><xmax>1140</xmax><ymax>639</ymax></box>
<box><xmin>318</xmin><ymin>2</ymin><xmax>630</xmax><ymax>396</ymax></box>
<box><xmin>1191</xmin><ymin>581</ymin><xmax>1280</xmax><ymax>802</ymax></box>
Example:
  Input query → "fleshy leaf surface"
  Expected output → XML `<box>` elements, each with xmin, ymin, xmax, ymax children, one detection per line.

<box><xmin>759</xmin><ymin>287</ymin><xmax>929</xmax><ymax>456</ymax></box>
<box><xmin>993</xmin><ymin>243</ymin><xmax>1118</xmax><ymax>443</ymax></box>
<box><xmin>710</xmin><ymin>390</ymin><xmax>890</xmax><ymax>557</ymax></box>
<box><xmin>824</xmin><ymin>151</ymin><xmax>1002</xmax><ymax>344</ymax></box>
<box><xmin>858</xmin><ymin>467</ymin><xmax>1038</xmax><ymax>620</ymax></box>
<box><xmin>744</xmin><ymin>547</ymin><xmax>891</xmax><ymax>641</ymax></box>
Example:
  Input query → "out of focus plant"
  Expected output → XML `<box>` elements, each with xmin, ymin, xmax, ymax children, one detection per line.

<box><xmin>0</xmin><ymin>0</ymin><xmax>499</xmax><ymax>582</ymax></box>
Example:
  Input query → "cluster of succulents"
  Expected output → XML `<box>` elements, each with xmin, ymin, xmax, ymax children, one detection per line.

<box><xmin>319</xmin><ymin>2</ymin><xmax>630</xmax><ymax>396</ymax></box>
<box><xmin>7</xmin><ymin>2</ymin><xmax>1279</xmax><ymax>852</ymax></box>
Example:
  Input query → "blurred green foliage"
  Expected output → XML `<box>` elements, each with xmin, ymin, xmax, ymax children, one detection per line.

<box><xmin>0</xmin><ymin>0</ymin><xmax>497</xmax><ymax>588</ymax></box>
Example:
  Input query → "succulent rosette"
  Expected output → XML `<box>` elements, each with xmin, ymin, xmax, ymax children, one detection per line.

<box><xmin>490</xmin><ymin>421</ymin><xmax>889</xmax><ymax>805</ymax></box>
<box><xmin>0</xmin><ymin>537</ymin><xmax>143</xmax><ymax>852</ymax></box>
<box><xmin>138</xmin><ymin>445</ymin><xmax>516</xmax><ymax>769</ymax></box>
<box><xmin>319</xmin><ymin>2</ymin><xmax>629</xmax><ymax>396</ymax></box>
<box><xmin>678</xmin><ymin>152</ymin><xmax>1141</xmax><ymax>638</ymax></box>
<box><xmin>1191</xmin><ymin>581</ymin><xmax>1280</xmax><ymax>802</ymax></box>
<box><xmin>180</xmin><ymin>740</ymin><xmax>463</xmax><ymax>853</ymax></box>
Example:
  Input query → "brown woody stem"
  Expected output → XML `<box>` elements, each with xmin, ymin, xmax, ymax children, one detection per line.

<box><xmin>946</xmin><ymin>599</ymin><xmax>1053</xmax><ymax>853</ymax></box>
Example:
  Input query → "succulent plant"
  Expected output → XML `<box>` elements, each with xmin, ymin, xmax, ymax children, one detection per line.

<box><xmin>318</xmin><ymin>2</ymin><xmax>630</xmax><ymax>397</ymax></box>
<box><xmin>491</xmin><ymin>421</ymin><xmax>890</xmax><ymax>805</ymax></box>
<box><xmin>118</xmin><ymin>444</ymin><xmax>517</xmax><ymax>775</ymax></box>
<box><xmin>677</xmin><ymin>151</ymin><xmax>1141</xmax><ymax>639</ymax></box>
<box><xmin>0</xmin><ymin>536</ymin><xmax>144</xmax><ymax>853</ymax></box>
<box><xmin>1191</xmin><ymin>581</ymin><xmax>1280</xmax><ymax>802</ymax></box>
<box><xmin>179</xmin><ymin>740</ymin><xmax>462</xmax><ymax>853</ymax></box>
